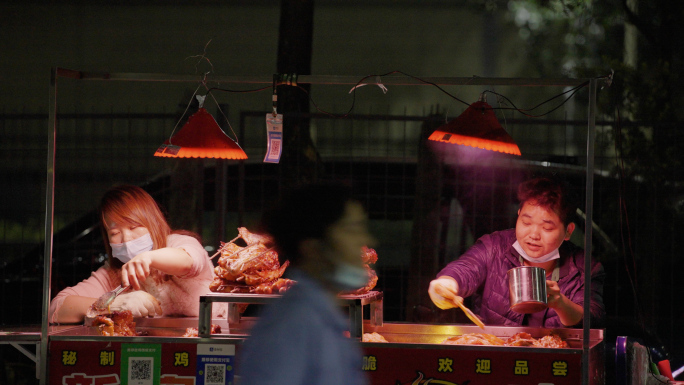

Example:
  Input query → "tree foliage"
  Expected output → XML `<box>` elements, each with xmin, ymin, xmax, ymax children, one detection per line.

<box><xmin>474</xmin><ymin>0</ymin><xmax>684</xmax><ymax>350</ymax></box>
<box><xmin>482</xmin><ymin>0</ymin><xmax>684</xmax><ymax>191</ymax></box>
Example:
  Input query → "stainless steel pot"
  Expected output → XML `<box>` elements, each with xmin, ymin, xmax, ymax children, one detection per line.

<box><xmin>507</xmin><ymin>266</ymin><xmax>547</xmax><ymax>314</ymax></box>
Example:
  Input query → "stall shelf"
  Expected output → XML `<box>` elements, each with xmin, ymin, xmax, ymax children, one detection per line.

<box><xmin>198</xmin><ymin>291</ymin><xmax>383</xmax><ymax>338</ymax></box>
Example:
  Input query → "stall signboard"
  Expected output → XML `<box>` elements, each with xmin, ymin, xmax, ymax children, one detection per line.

<box><xmin>362</xmin><ymin>345</ymin><xmax>582</xmax><ymax>385</ymax></box>
<box><xmin>49</xmin><ymin>338</ymin><xmax>586</xmax><ymax>385</ymax></box>
<box><xmin>49</xmin><ymin>340</ymin><xmax>235</xmax><ymax>385</ymax></box>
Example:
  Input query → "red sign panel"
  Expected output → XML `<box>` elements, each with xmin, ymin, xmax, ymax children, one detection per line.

<box><xmin>50</xmin><ymin>339</ymin><xmax>583</xmax><ymax>385</ymax></box>
<box><xmin>363</xmin><ymin>345</ymin><xmax>582</xmax><ymax>385</ymax></box>
<box><xmin>50</xmin><ymin>340</ymin><xmax>201</xmax><ymax>385</ymax></box>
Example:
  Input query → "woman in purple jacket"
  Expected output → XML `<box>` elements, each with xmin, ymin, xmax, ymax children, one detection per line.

<box><xmin>428</xmin><ymin>178</ymin><xmax>605</xmax><ymax>328</ymax></box>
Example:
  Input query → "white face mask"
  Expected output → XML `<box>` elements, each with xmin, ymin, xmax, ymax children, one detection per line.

<box><xmin>513</xmin><ymin>240</ymin><xmax>560</xmax><ymax>264</ymax></box>
<box><xmin>330</xmin><ymin>261</ymin><xmax>369</xmax><ymax>291</ymax></box>
<box><xmin>110</xmin><ymin>233</ymin><xmax>154</xmax><ymax>263</ymax></box>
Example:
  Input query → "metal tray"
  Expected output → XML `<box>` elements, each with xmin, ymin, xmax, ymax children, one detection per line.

<box><xmin>49</xmin><ymin>316</ymin><xmax>231</xmax><ymax>341</ymax></box>
<box><xmin>198</xmin><ymin>291</ymin><xmax>384</xmax><ymax>338</ymax></box>
<box><xmin>361</xmin><ymin>322</ymin><xmax>603</xmax><ymax>349</ymax></box>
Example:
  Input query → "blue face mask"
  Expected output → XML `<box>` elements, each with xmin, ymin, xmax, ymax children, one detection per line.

<box><xmin>110</xmin><ymin>233</ymin><xmax>154</xmax><ymax>263</ymax></box>
<box><xmin>331</xmin><ymin>261</ymin><xmax>369</xmax><ymax>291</ymax></box>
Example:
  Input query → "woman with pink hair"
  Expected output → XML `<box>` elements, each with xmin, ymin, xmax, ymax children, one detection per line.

<box><xmin>49</xmin><ymin>184</ymin><xmax>221</xmax><ymax>324</ymax></box>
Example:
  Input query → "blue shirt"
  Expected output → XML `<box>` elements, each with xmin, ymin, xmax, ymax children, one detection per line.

<box><xmin>237</xmin><ymin>269</ymin><xmax>369</xmax><ymax>385</ymax></box>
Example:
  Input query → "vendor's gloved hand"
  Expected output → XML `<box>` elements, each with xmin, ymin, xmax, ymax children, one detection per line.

<box><xmin>428</xmin><ymin>276</ymin><xmax>462</xmax><ymax>310</ymax></box>
<box><xmin>110</xmin><ymin>290</ymin><xmax>162</xmax><ymax>318</ymax></box>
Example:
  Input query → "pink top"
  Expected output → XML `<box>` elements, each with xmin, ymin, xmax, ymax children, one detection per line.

<box><xmin>49</xmin><ymin>234</ymin><xmax>223</xmax><ymax>323</ymax></box>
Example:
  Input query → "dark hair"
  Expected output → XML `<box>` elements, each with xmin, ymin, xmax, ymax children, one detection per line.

<box><xmin>517</xmin><ymin>177</ymin><xmax>577</xmax><ymax>226</ymax></box>
<box><xmin>259</xmin><ymin>182</ymin><xmax>354</xmax><ymax>265</ymax></box>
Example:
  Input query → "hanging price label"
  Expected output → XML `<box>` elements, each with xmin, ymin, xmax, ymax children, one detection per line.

<box><xmin>264</xmin><ymin>113</ymin><xmax>283</xmax><ymax>163</ymax></box>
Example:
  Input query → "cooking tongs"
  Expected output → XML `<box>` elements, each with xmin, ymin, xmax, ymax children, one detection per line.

<box><xmin>92</xmin><ymin>285</ymin><xmax>128</xmax><ymax>310</ymax></box>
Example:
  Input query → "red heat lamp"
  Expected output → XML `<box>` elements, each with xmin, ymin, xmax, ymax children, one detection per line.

<box><xmin>154</xmin><ymin>107</ymin><xmax>248</xmax><ymax>160</ymax></box>
<box><xmin>428</xmin><ymin>100</ymin><xmax>521</xmax><ymax>156</ymax></box>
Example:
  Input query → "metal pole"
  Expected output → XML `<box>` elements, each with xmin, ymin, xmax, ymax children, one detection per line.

<box><xmin>54</xmin><ymin>69</ymin><xmax>590</xmax><ymax>87</ymax></box>
<box><xmin>40</xmin><ymin>68</ymin><xmax>58</xmax><ymax>384</ymax></box>
<box><xmin>582</xmin><ymin>78</ymin><xmax>597</xmax><ymax>385</ymax></box>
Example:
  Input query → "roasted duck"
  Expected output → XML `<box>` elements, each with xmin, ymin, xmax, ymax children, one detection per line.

<box><xmin>210</xmin><ymin>228</ymin><xmax>379</xmax><ymax>300</ymax></box>
<box><xmin>209</xmin><ymin>227</ymin><xmax>295</xmax><ymax>296</ymax></box>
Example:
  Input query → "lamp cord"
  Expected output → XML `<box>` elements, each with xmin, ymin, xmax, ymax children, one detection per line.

<box><xmin>167</xmin><ymin>82</ymin><xmax>204</xmax><ymax>145</ymax></box>
<box><xmin>483</xmin><ymin>81</ymin><xmax>589</xmax><ymax>118</ymax></box>
<box><xmin>201</xmin><ymin>71</ymin><xmax>611</xmax><ymax>124</ymax></box>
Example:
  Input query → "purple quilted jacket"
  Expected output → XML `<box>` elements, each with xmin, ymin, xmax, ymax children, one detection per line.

<box><xmin>437</xmin><ymin>229</ymin><xmax>606</xmax><ymax>328</ymax></box>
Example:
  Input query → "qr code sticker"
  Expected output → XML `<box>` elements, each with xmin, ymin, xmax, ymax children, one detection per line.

<box><xmin>205</xmin><ymin>363</ymin><xmax>226</xmax><ymax>385</ymax></box>
<box><xmin>128</xmin><ymin>356</ymin><xmax>153</xmax><ymax>385</ymax></box>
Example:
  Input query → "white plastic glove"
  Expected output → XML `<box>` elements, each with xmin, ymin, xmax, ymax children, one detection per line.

<box><xmin>428</xmin><ymin>276</ymin><xmax>462</xmax><ymax>310</ymax></box>
<box><xmin>110</xmin><ymin>290</ymin><xmax>163</xmax><ymax>318</ymax></box>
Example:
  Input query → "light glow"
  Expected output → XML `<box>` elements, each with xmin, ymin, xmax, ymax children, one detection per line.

<box><xmin>154</xmin><ymin>108</ymin><xmax>247</xmax><ymax>160</ymax></box>
<box><xmin>427</xmin><ymin>101</ymin><xmax>521</xmax><ymax>156</ymax></box>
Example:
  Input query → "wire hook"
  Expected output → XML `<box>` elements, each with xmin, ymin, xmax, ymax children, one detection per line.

<box><xmin>272</xmin><ymin>74</ymin><xmax>278</xmax><ymax>117</ymax></box>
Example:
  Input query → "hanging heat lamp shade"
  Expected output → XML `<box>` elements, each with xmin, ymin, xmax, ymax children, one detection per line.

<box><xmin>428</xmin><ymin>101</ymin><xmax>521</xmax><ymax>156</ymax></box>
<box><xmin>154</xmin><ymin>107</ymin><xmax>247</xmax><ymax>159</ymax></box>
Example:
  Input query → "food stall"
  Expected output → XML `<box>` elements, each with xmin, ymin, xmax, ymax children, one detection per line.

<box><xmin>28</xmin><ymin>69</ymin><xmax>603</xmax><ymax>385</ymax></box>
<box><xmin>42</xmin><ymin>293</ymin><xmax>604</xmax><ymax>385</ymax></box>
<box><xmin>199</xmin><ymin>292</ymin><xmax>604</xmax><ymax>385</ymax></box>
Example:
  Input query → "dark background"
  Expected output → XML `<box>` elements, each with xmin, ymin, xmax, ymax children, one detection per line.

<box><xmin>1</xmin><ymin>1</ymin><xmax>682</xmax><ymax>383</ymax></box>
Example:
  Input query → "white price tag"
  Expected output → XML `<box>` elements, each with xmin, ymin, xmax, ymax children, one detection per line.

<box><xmin>264</xmin><ymin>113</ymin><xmax>283</xmax><ymax>163</ymax></box>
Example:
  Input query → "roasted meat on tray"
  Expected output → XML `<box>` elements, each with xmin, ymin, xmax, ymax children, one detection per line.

<box><xmin>182</xmin><ymin>324</ymin><xmax>222</xmax><ymax>337</ymax></box>
<box><xmin>339</xmin><ymin>246</ymin><xmax>379</xmax><ymax>295</ymax></box>
<box><xmin>442</xmin><ymin>333</ymin><xmax>505</xmax><ymax>346</ymax></box>
<box><xmin>209</xmin><ymin>228</ymin><xmax>380</xmax><ymax>304</ymax></box>
<box><xmin>92</xmin><ymin>310</ymin><xmax>137</xmax><ymax>336</ymax></box>
<box><xmin>441</xmin><ymin>331</ymin><xmax>568</xmax><ymax>348</ymax></box>
<box><xmin>209</xmin><ymin>227</ymin><xmax>296</xmax><ymax>296</ymax></box>
<box><xmin>362</xmin><ymin>332</ymin><xmax>389</xmax><ymax>343</ymax></box>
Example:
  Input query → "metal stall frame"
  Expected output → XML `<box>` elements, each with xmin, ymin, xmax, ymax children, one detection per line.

<box><xmin>42</xmin><ymin>68</ymin><xmax>598</xmax><ymax>384</ymax></box>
